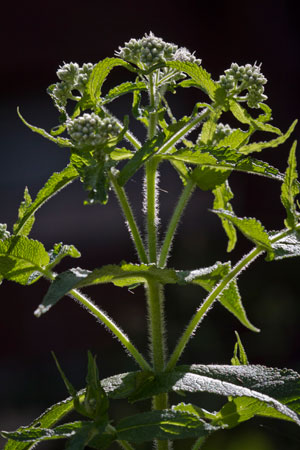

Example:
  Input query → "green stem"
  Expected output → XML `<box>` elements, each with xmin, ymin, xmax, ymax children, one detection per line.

<box><xmin>145</xmin><ymin>157</ymin><xmax>160</xmax><ymax>263</ymax></box>
<box><xmin>68</xmin><ymin>287</ymin><xmax>151</xmax><ymax>371</ymax></box>
<box><xmin>117</xmin><ymin>440</ymin><xmax>136</xmax><ymax>450</ymax></box>
<box><xmin>109</xmin><ymin>170</ymin><xmax>148</xmax><ymax>264</ymax></box>
<box><xmin>191</xmin><ymin>436</ymin><xmax>207</xmax><ymax>450</ymax></box>
<box><xmin>148</xmin><ymin>73</ymin><xmax>157</xmax><ymax>140</ymax></box>
<box><xmin>159</xmin><ymin>179</ymin><xmax>196</xmax><ymax>268</ymax></box>
<box><xmin>166</xmin><ymin>246</ymin><xmax>262</xmax><ymax>371</ymax></box>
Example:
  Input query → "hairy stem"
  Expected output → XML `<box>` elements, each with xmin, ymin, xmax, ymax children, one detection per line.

<box><xmin>191</xmin><ymin>436</ymin><xmax>207</xmax><ymax>450</ymax></box>
<box><xmin>68</xmin><ymin>287</ymin><xmax>151</xmax><ymax>371</ymax></box>
<box><xmin>145</xmin><ymin>157</ymin><xmax>160</xmax><ymax>263</ymax></box>
<box><xmin>159</xmin><ymin>179</ymin><xmax>196</xmax><ymax>268</ymax></box>
<box><xmin>109</xmin><ymin>170</ymin><xmax>148</xmax><ymax>264</ymax></box>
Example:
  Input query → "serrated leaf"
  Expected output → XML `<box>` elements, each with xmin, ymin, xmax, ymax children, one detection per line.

<box><xmin>13</xmin><ymin>187</ymin><xmax>35</xmax><ymax>236</ymax></box>
<box><xmin>217</xmin><ymin>128</ymin><xmax>252</xmax><ymax>149</ymax></box>
<box><xmin>179</xmin><ymin>261</ymin><xmax>230</xmax><ymax>291</ymax></box>
<box><xmin>115</xmin><ymin>409</ymin><xmax>217</xmax><ymax>443</ymax></box>
<box><xmin>13</xmin><ymin>164</ymin><xmax>79</xmax><ymax>236</ymax></box>
<box><xmin>87</xmin><ymin>58</ymin><xmax>136</xmax><ymax>103</ymax></box>
<box><xmin>239</xmin><ymin>120</ymin><xmax>298</xmax><ymax>155</ymax></box>
<box><xmin>213</xmin><ymin>210</ymin><xmax>273</xmax><ymax>255</ymax></box>
<box><xmin>17</xmin><ymin>108</ymin><xmax>73</xmax><ymax>147</ymax></box>
<box><xmin>281</xmin><ymin>141</ymin><xmax>299</xmax><ymax>228</ymax></box>
<box><xmin>118</xmin><ymin>133</ymin><xmax>165</xmax><ymax>186</ymax></box>
<box><xmin>0</xmin><ymin>236</ymin><xmax>49</xmax><ymax>285</ymax></box>
<box><xmin>166</xmin><ymin>61</ymin><xmax>218</xmax><ymax>100</ymax></box>
<box><xmin>213</xmin><ymin>181</ymin><xmax>237</xmax><ymax>252</ymax></box>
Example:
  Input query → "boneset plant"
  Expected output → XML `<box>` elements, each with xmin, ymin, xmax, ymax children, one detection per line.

<box><xmin>1</xmin><ymin>32</ymin><xmax>300</xmax><ymax>449</ymax></box>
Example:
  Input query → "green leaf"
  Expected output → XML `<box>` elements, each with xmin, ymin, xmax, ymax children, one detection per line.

<box><xmin>102</xmin><ymin>81</ymin><xmax>147</xmax><ymax>105</ymax></box>
<box><xmin>1</xmin><ymin>422</ymin><xmax>86</xmax><ymax>443</ymax></box>
<box><xmin>217</xmin><ymin>128</ymin><xmax>252</xmax><ymax>149</ymax></box>
<box><xmin>239</xmin><ymin>120</ymin><xmax>298</xmax><ymax>155</ymax></box>
<box><xmin>191</xmin><ymin>165</ymin><xmax>231</xmax><ymax>191</ymax></box>
<box><xmin>271</xmin><ymin>230</ymin><xmax>300</xmax><ymax>259</ymax></box>
<box><xmin>213</xmin><ymin>181</ymin><xmax>237</xmax><ymax>252</ymax></box>
<box><xmin>84</xmin><ymin>351</ymin><xmax>109</xmax><ymax>421</ymax></box>
<box><xmin>0</xmin><ymin>236</ymin><xmax>49</xmax><ymax>285</ymax></box>
<box><xmin>13</xmin><ymin>188</ymin><xmax>35</xmax><ymax>236</ymax></box>
<box><xmin>17</xmin><ymin>108</ymin><xmax>73</xmax><ymax>147</ymax></box>
<box><xmin>115</xmin><ymin>409</ymin><xmax>217</xmax><ymax>443</ymax></box>
<box><xmin>118</xmin><ymin>133</ymin><xmax>165</xmax><ymax>186</ymax></box>
<box><xmin>82</xmin><ymin>161</ymin><xmax>110</xmax><ymax>205</ymax></box>
<box><xmin>281</xmin><ymin>141</ymin><xmax>300</xmax><ymax>228</ymax></box>
<box><xmin>110</xmin><ymin>147</ymin><xmax>133</xmax><ymax>161</ymax></box>
<box><xmin>231</xmin><ymin>331</ymin><xmax>249</xmax><ymax>365</ymax></box>
<box><xmin>198</xmin><ymin>109</ymin><xmax>222</xmax><ymax>145</ymax></box>
<box><xmin>87</xmin><ymin>58</ymin><xmax>136</xmax><ymax>103</ymax></box>
<box><xmin>213</xmin><ymin>210</ymin><xmax>273</xmax><ymax>255</ymax></box>
<box><xmin>166</xmin><ymin>61</ymin><xmax>218</xmax><ymax>100</ymax></box>
<box><xmin>13</xmin><ymin>164</ymin><xmax>79</xmax><ymax>236</ymax></box>
<box><xmin>47</xmin><ymin>242</ymin><xmax>81</xmax><ymax>271</ymax></box>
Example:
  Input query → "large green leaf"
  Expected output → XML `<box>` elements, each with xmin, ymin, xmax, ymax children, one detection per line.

<box><xmin>281</xmin><ymin>141</ymin><xmax>300</xmax><ymax>228</ymax></box>
<box><xmin>0</xmin><ymin>236</ymin><xmax>49</xmax><ymax>285</ymax></box>
<box><xmin>13</xmin><ymin>164</ymin><xmax>79</xmax><ymax>236</ymax></box>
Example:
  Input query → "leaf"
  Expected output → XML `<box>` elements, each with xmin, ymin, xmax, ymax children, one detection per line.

<box><xmin>1</xmin><ymin>422</ymin><xmax>87</xmax><ymax>443</ymax></box>
<box><xmin>13</xmin><ymin>164</ymin><xmax>79</xmax><ymax>236</ymax></box>
<box><xmin>115</xmin><ymin>409</ymin><xmax>217</xmax><ymax>443</ymax></box>
<box><xmin>166</xmin><ymin>61</ymin><xmax>218</xmax><ymax>100</ymax></box>
<box><xmin>271</xmin><ymin>230</ymin><xmax>300</xmax><ymax>259</ymax></box>
<box><xmin>239</xmin><ymin>120</ymin><xmax>298</xmax><ymax>155</ymax></box>
<box><xmin>118</xmin><ymin>133</ymin><xmax>165</xmax><ymax>186</ymax></box>
<box><xmin>213</xmin><ymin>181</ymin><xmax>237</xmax><ymax>252</ymax></box>
<box><xmin>47</xmin><ymin>242</ymin><xmax>81</xmax><ymax>271</ymax></box>
<box><xmin>128</xmin><ymin>365</ymin><xmax>300</xmax><ymax>426</ymax></box>
<box><xmin>13</xmin><ymin>188</ymin><xmax>35</xmax><ymax>236</ymax></box>
<box><xmin>213</xmin><ymin>210</ymin><xmax>273</xmax><ymax>255</ymax></box>
<box><xmin>84</xmin><ymin>352</ymin><xmax>109</xmax><ymax>421</ymax></box>
<box><xmin>231</xmin><ymin>331</ymin><xmax>249</xmax><ymax>365</ymax></box>
<box><xmin>82</xmin><ymin>161</ymin><xmax>110</xmax><ymax>205</ymax></box>
<box><xmin>191</xmin><ymin>165</ymin><xmax>231</xmax><ymax>191</ymax></box>
<box><xmin>217</xmin><ymin>128</ymin><xmax>252</xmax><ymax>149</ymax></box>
<box><xmin>102</xmin><ymin>81</ymin><xmax>147</xmax><ymax>104</ymax></box>
<box><xmin>219</xmin><ymin>280</ymin><xmax>259</xmax><ymax>332</ymax></box>
<box><xmin>110</xmin><ymin>147</ymin><xmax>133</xmax><ymax>161</ymax></box>
<box><xmin>87</xmin><ymin>58</ymin><xmax>136</xmax><ymax>102</ymax></box>
<box><xmin>281</xmin><ymin>141</ymin><xmax>300</xmax><ymax>228</ymax></box>
<box><xmin>0</xmin><ymin>236</ymin><xmax>49</xmax><ymax>285</ymax></box>
<box><xmin>17</xmin><ymin>108</ymin><xmax>73</xmax><ymax>147</ymax></box>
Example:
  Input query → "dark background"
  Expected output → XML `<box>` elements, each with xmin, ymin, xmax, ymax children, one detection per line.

<box><xmin>1</xmin><ymin>1</ymin><xmax>300</xmax><ymax>449</ymax></box>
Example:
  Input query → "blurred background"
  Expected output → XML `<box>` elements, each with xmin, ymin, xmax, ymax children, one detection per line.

<box><xmin>1</xmin><ymin>0</ymin><xmax>300</xmax><ymax>448</ymax></box>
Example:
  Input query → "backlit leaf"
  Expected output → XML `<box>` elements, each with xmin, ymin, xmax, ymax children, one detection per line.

<box><xmin>281</xmin><ymin>141</ymin><xmax>300</xmax><ymax>228</ymax></box>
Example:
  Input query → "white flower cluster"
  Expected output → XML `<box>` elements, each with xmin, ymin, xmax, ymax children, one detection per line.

<box><xmin>67</xmin><ymin>113</ymin><xmax>119</xmax><ymax>149</ymax></box>
<box><xmin>51</xmin><ymin>62</ymin><xmax>95</xmax><ymax>107</ymax></box>
<box><xmin>214</xmin><ymin>123</ymin><xmax>234</xmax><ymax>142</ymax></box>
<box><xmin>219</xmin><ymin>63</ymin><xmax>267</xmax><ymax>108</ymax></box>
<box><xmin>116</xmin><ymin>32</ymin><xmax>201</xmax><ymax>68</ymax></box>
<box><xmin>0</xmin><ymin>224</ymin><xmax>10</xmax><ymax>240</ymax></box>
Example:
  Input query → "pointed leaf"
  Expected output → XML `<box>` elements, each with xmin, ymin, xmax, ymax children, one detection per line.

<box><xmin>13</xmin><ymin>164</ymin><xmax>79</xmax><ymax>236</ymax></box>
<box><xmin>231</xmin><ymin>331</ymin><xmax>249</xmax><ymax>366</ymax></box>
<box><xmin>239</xmin><ymin>120</ymin><xmax>298</xmax><ymax>155</ymax></box>
<box><xmin>281</xmin><ymin>141</ymin><xmax>300</xmax><ymax>228</ymax></box>
<box><xmin>0</xmin><ymin>236</ymin><xmax>49</xmax><ymax>285</ymax></box>
<box><xmin>47</xmin><ymin>242</ymin><xmax>81</xmax><ymax>271</ymax></box>
<box><xmin>217</xmin><ymin>128</ymin><xmax>252</xmax><ymax>149</ymax></box>
<box><xmin>13</xmin><ymin>188</ymin><xmax>35</xmax><ymax>236</ymax></box>
<box><xmin>17</xmin><ymin>108</ymin><xmax>73</xmax><ymax>147</ymax></box>
<box><xmin>271</xmin><ymin>230</ymin><xmax>300</xmax><ymax>259</ymax></box>
<box><xmin>213</xmin><ymin>210</ymin><xmax>273</xmax><ymax>255</ymax></box>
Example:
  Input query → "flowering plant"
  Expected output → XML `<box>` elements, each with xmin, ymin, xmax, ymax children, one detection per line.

<box><xmin>1</xmin><ymin>33</ymin><xmax>300</xmax><ymax>449</ymax></box>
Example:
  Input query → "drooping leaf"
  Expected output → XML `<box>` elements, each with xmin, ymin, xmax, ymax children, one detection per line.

<box><xmin>13</xmin><ymin>188</ymin><xmax>35</xmax><ymax>237</ymax></box>
<box><xmin>87</xmin><ymin>58</ymin><xmax>136</xmax><ymax>103</ymax></box>
<box><xmin>115</xmin><ymin>409</ymin><xmax>217</xmax><ymax>443</ymax></box>
<box><xmin>213</xmin><ymin>181</ymin><xmax>237</xmax><ymax>252</ymax></box>
<box><xmin>0</xmin><ymin>236</ymin><xmax>49</xmax><ymax>285</ymax></box>
<box><xmin>213</xmin><ymin>210</ymin><xmax>273</xmax><ymax>257</ymax></box>
<box><xmin>281</xmin><ymin>141</ymin><xmax>300</xmax><ymax>228</ymax></box>
<box><xmin>17</xmin><ymin>108</ymin><xmax>73</xmax><ymax>148</ymax></box>
<box><xmin>13</xmin><ymin>164</ymin><xmax>79</xmax><ymax>236</ymax></box>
